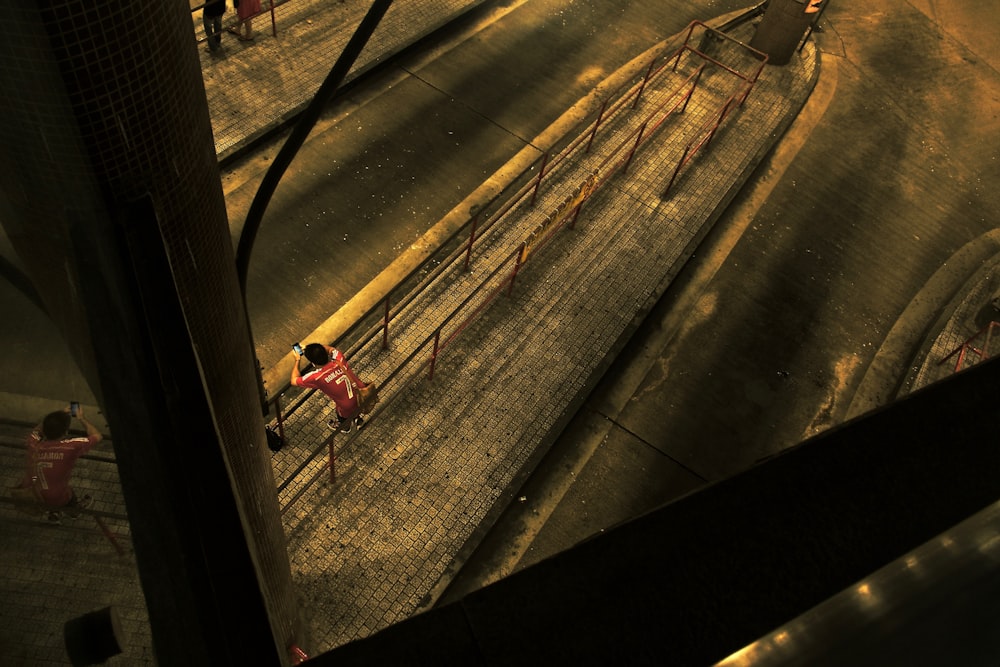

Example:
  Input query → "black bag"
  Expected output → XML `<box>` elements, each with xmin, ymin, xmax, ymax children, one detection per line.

<box><xmin>265</xmin><ymin>426</ymin><xmax>284</xmax><ymax>452</ymax></box>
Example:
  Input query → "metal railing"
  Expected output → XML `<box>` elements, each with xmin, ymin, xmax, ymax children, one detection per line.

<box><xmin>1</xmin><ymin>438</ymin><xmax>129</xmax><ymax>556</ymax></box>
<box><xmin>937</xmin><ymin>321</ymin><xmax>1000</xmax><ymax>373</ymax></box>
<box><xmin>662</xmin><ymin>21</ymin><xmax>767</xmax><ymax>197</ymax></box>
<box><xmin>190</xmin><ymin>0</ymin><xmax>295</xmax><ymax>45</ymax></box>
<box><xmin>268</xmin><ymin>19</ymin><xmax>769</xmax><ymax>513</ymax></box>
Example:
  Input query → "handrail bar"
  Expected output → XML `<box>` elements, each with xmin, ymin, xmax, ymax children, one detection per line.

<box><xmin>268</xmin><ymin>22</ymin><xmax>761</xmax><ymax>423</ymax></box>
<box><xmin>937</xmin><ymin>321</ymin><xmax>1000</xmax><ymax>371</ymax></box>
<box><xmin>263</xmin><ymin>22</ymin><xmax>717</xmax><ymax>412</ymax></box>
<box><xmin>269</xmin><ymin>15</ymin><xmax>772</xmax><ymax>507</ymax></box>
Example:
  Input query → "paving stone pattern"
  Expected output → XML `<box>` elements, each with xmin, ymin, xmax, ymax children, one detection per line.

<box><xmin>0</xmin><ymin>8</ymin><xmax>825</xmax><ymax>664</ymax></box>
<box><xmin>909</xmin><ymin>265</ymin><xmax>1000</xmax><ymax>390</ymax></box>
<box><xmin>191</xmin><ymin>0</ymin><xmax>485</xmax><ymax>160</ymax></box>
<box><xmin>269</xmin><ymin>26</ymin><xmax>820</xmax><ymax>653</ymax></box>
<box><xmin>0</xmin><ymin>427</ymin><xmax>150</xmax><ymax>665</ymax></box>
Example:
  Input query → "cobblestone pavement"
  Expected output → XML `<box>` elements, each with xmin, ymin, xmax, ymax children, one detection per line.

<box><xmin>4</xmin><ymin>1</ymin><xmax>998</xmax><ymax>664</ymax></box>
<box><xmin>1</xmin><ymin>7</ymin><xmax>821</xmax><ymax>661</ymax></box>
<box><xmin>266</xmin><ymin>19</ymin><xmax>819</xmax><ymax>654</ymax></box>
<box><xmin>0</xmin><ymin>424</ymin><xmax>150</xmax><ymax>665</ymax></box>
<box><xmin>190</xmin><ymin>0</ymin><xmax>486</xmax><ymax>161</ymax></box>
<box><xmin>18</xmin><ymin>0</ymin><xmax>1000</xmax><ymax>662</ymax></box>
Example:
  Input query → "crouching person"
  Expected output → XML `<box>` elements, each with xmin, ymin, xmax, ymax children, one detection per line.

<box><xmin>291</xmin><ymin>343</ymin><xmax>369</xmax><ymax>433</ymax></box>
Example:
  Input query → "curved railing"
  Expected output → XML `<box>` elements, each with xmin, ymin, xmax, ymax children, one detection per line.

<box><xmin>938</xmin><ymin>321</ymin><xmax>1000</xmax><ymax>373</ymax></box>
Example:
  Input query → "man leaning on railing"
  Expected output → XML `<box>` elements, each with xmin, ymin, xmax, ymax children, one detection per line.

<box><xmin>10</xmin><ymin>405</ymin><xmax>103</xmax><ymax>523</ymax></box>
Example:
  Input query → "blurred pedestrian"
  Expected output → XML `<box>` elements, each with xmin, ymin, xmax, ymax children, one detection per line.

<box><xmin>14</xmin><ymin>405</ymin><xmax>103</xmax><ymax>522</ymax></box>
<box><xmin>291</xmin><ymin>343</ymin><xmax>369</xmax><ymax>433</ymax></box>
<box><xmin>229</xmin><ymin>0</ymin><xmax>261</xmax><ymax>42</ymax></box>
<box><xmin>203</xmin><ymin>0</ymin><xmax>226</xmax><ymax>53</ymax></box>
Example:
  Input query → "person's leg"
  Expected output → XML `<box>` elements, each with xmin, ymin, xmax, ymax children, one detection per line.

<box><xmin>337</xmin><ymin>413</ymin><xmax>352</xmax><ymax>433</ymax></box>
<box><xmin>344</xmin><ymin>405</ymin><xmax>365</xmax><ymax>431</ymax></box>
<box><xmin>236</xmin><ymin>17</ymin><xmax>254</xmax><ymax>41</ymax></box>
<box><xmin>47</xmin><ymin>493</ymin><xmax>72</xmax><ymax>523</ymax></box>
<box><xmin>339</xmin><ymin>405</ymin><xmax>367</xmax><ymax>432</ymax></box>
<box><xmin>328</xmin><ymin>408</ymin><xmax>352</xmax><ymax>433</ymax></box>
<box><xmin>203</xmin><ymin>14</ymin><xmax>218</xmax><ymax>50</ymax></box>
<box><xmin>64</xmin><ymin>490</ymin><xmax>93</xmax><ymax>518</ymax></box>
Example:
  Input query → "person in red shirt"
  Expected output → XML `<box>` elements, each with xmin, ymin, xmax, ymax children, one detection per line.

<box><xmin>291</xmin><ymin>343</ymin><xmax>369</xmax><ymax>433</ymax></box>
<box><xmin>17</xmin><ymin>405</ymin><xmax>102</xmax><ymax>520</ymax></box>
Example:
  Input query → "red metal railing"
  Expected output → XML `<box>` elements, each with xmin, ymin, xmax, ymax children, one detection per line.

<box><xmin>269</xmin><ymin>19</ymin><xmax>770</xmax><ymax>512</ymax></box>
<box><xmin>289</xmin><ymin>644</ymin><xmax>309</xmax><ymax>664</ymax></box>
<box><xmin>1</xmin><ymin>439</ymin><xmax>129</xmax><ymax>556</ymax></box>
<box><xmin>937</xmin><ymin>321</ymin><xmax>1000</xmax><ymax>373</ymax></box>
<box><xmin>661</xmin><ymin>22</ymin><xmax>767</xmax><ymax>198</ymax></box>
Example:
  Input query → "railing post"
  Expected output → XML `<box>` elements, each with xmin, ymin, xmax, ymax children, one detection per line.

<box><xmin>671</xmin><ymin>44</ymin><xmax>688</xmax><ymax>73</ymax></box>
<box><xmin>381</xmin><ymin>294</ymin><xmax>391</xmax><ymax>350</ymax></box>
<box><xmin>631</xmin><ymin>58</ymin><xmax>658</xmax><ymax>109</ymax></box>
<box><xmin>663</xmin><ymin>144</ymin><xmax>691</xmax><ymax>199</ymax></box>
<box><xmin>274</xmin><ymin>394</ymin><xmax>286</xmax><ymax>442</ymax></box>
<box><xmin>623</xmin><ymin>121</ymin><xmax>648</xmax><ymax>174</ymax></box>
<box><xmin>680</xmin><ymin>65</ymin><xmax>705</xmax><ymax>114</ymax></box>
<box><xmin>463</xmin><ymin>213</ymin><xmax>480</xmax><ymax>271</ymax></box>
<box><xmin>740</xmin><ymin>59</ymin><xmax>766</xmax><ymax>105</ymax></box>
<box><xmin>509</xmin><ymin>243</ymin><xmax>526</xmax><ymax>296</ymax></box>
<box><xmin>954</xmin><ymin>346</ymin><xmax>968</xmax><ymax>373</ymax></box>
<box><xmin>585</xmin><ymin>99</ymin><xmax>608</xmax><ymax>153</ymax></box>
<box><xmin>93</xmin><ymin>515</ymin><xmax>126</xmax><ymax>556</ymax></box>
<box><xmin>569</xmin><ymin>202</ymin><xmax>583</xmax><ymax>230</ymax></box>
<box><xmin>986</xmin><ymin>322</ymin><xmax>998</xmax><ymax>358</ymax></box>
<box><xmin>429</xmin><ymin>330</ymin><xmax>441</xmax><ymax>380</ymax></box>
<box><xmin>529</xmin><ymin>153</ymin><xmax>549</xmax><ymax>206</ymax></box>
<box><xmin>706</xmin><ymin>98</ymin><xmax>733</xmax><ymax>147</ymax></box>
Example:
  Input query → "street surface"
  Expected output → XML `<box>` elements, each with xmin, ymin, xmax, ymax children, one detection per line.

<box><xmin>443</xmin><ymin>0</ymin><xmax>1000</xmax><ymax>593</ymax></box>
<box><xmin>0</xmin><ymin>1</ymin><xmax>997</xmax><ymax>661</ymax></box>
<box><xmin>220</xmin><ymin>0</ymin><xmax>755</xmax><ymax>370</ymax></box>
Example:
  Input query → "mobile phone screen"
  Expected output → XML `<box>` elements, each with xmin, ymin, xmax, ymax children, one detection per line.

<box><xmin>292</xmin><ymin>343</ymin><xmax>303</xmax><ymax>355</ymax></box>
<box><xmin>70</xmin><ymin>402</ymin><xmax>80</xmax><ymax>417</ymax></box>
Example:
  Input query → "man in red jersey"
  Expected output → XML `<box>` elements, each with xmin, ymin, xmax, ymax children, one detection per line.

<box><xmin>16</xmin><ymin>405</ymin><xmax>102</xmax><ymax>521</ymax></box>
<box><xmin>291</xmin><ymin>343</ymin><xmax>369</xmax><ymax>433</ymax></box>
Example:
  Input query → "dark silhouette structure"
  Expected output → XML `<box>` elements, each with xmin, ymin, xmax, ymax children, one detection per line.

<box><xmin>0</xmin><ymin>1</ymin><xmax>298</xmax><ymax>662</ymax></box>
<box><xmin>2</xmin><ymin>0</ymin><xmax>997</xmax><ymax>664</ymax></box>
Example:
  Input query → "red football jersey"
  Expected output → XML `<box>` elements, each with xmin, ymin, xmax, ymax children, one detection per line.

<box><xmin>295</xmin><ymin>349</ymin><xmax>364</xmax><ymax>418</ymax></box>
<box><xmin>23</xmin><ymin>431</ymin><xmax>100</xmax><ymax>507</ymax></box>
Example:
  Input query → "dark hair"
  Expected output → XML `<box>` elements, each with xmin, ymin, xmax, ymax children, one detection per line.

<box><xmin>42</xmin><ymin>411</ymin><xmax>71</xmax><ymax>440</ymax></box>
<box><xmin>304</xmin><ymin>343</ymin><xmax>330</xmax><ymax>366</ymax></box>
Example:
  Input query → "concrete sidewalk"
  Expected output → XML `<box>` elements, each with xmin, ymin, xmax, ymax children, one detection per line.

<box><xmin>210</xmin><ymin>0</ymin><xmax>1000</xmax><ymax>657</ymax></box>
<box><xmin>0</xmin><ymin>6</ymin><xmax>820</xmax><ymax>663</ymax></box>
<box><xmin>190</xmin><ymin>0</ymin><xmax>487</xmax><ymax>162</ymax></box>
<box><xmin>267</xmin><ymin>16</ymin><xmax>819</xmax><ymax>654</ymax></box>
<box><xmin>5</xmin><ymin>0</ymin><xmax>996</xmax><ymax>664</ymax></box>
<box><xmin>0</xmin><ymin>0</ymin><xmax>490</xmax><ymax>428</ymax></box>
